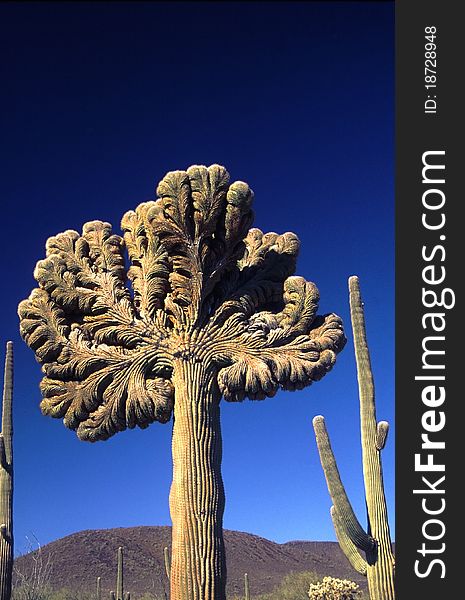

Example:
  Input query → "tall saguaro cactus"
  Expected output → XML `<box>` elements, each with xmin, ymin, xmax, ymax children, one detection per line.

<box><xmin>244</xmin><ymin>572</ymin><xmax>250</xmax><ymax>600</ymax></box>
<box><xmin>313</xmin><ymin>276</ymin><xmax>394</xmax><ymax>600</ymax></box>
<box><xmin>18</xmin><ymin>164</ymin><xmax>345</xmax><ymax>600</ymax></box>
<box><xmin>0</xmin><ymin>342</ymin><xmax>13</xmax><ymax>600</ymax></box>
<box><xmin>116</xmin><ymin>547</ymin><xmax>124</xmax><ymax>600</ymax></box>
<box><xmin>112</xmin><ymin>547</ymin><xmax>130</xmax><ymax>600</ymax></box>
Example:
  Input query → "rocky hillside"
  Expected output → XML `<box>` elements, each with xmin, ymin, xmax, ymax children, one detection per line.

<box><xmin>14</xmin><ymin>526</ymin><xmax>368</xmax><ymax>598</ymax></box>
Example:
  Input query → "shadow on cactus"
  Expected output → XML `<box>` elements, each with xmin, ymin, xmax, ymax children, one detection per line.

<box><xmin>18</xmin><ymin>164</ymin><xmax>346</xmax><ymax>600</ymax></box>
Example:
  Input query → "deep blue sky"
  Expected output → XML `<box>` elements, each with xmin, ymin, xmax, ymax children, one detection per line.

<box><xmin>1</xmin><ymin>2</ymin><xmax>394</xmax><ymax>555</ymax></box>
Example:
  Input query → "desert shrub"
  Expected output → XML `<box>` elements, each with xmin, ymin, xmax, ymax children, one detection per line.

<box><xmin>233</xmin><ymin>570</ymin><xmax>320</xmax><ymax>600</ymax></box>
<box><xmin>12</xmin><ymin>580</ymin><xmax>53</xmax><ymax>600</ymax></box>
<box><xmin>308</xmin><ymin>576</ymin><xmax>360</xmax><ymax>600</ymax></box>
<box><xmin>48</xmin><ymin>590</ymin><xmax>94</xmax><ymax>600</ymax></box>
<box><xmin>13</xmin><ymin>538</ymin><xmax>54</xmax><ymax>600</ymax></box>
<box><xmin>50</xmin><ymin>592</ymin><xmax>166</xmax><ymax>600</ymax></box>
<box><xmin>137</xmin><ymin>592</ymin><xmax>168</xmax><ymax>600</ymax></box>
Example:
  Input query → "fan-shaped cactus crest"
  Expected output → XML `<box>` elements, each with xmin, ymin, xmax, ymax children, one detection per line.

<box><xmin>18</xmin><ymin>164</ymin><xmax>345</xmax><ymax>600</ymax></box>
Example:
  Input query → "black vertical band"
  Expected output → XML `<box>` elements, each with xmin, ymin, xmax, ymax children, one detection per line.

<box><xmin>396</xmin><ymin>1</ymin><xmax>459</xmax><ymax>597</ymax></box>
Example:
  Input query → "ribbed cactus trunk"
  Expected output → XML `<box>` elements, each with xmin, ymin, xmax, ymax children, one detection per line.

<box><xmin>0</xmin><ymin>342</ymin><xmax>13</xmax><ymax>600</ymax></box>
<box><xmin>116</xmin><ymin>547</ymin><xmax>123</xmax><ymax>600</ymax></box>
<box><xmin>349</xmin><ymin>277</ymin><xmax>395</xmax><ymax>599</ymax></box>
<box><xmin>169</xmin><ymin>358</ymin><xmax>226</xmax><ymax>600</ymax></box>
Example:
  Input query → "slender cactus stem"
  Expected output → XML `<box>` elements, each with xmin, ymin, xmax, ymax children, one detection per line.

<box><xmin>244</xmin><ymin>572</ymin><xmax>250</xmax><ymax>600</ymax></box>
<box><xmin>313</xmin><ymin>415</ymin><xmax>375</xmax><ymax>553</ymax></box>
<box><xmin>0</xmin><ymin>342</ymin><xmax>13</xmax><ymax>600</ymax></box>
<box><xmin>116</xmin><ymin>547</ymin><xmax>123</xmax><ymax>600</ymax></box>
<box><xmin>330</xmin><ymin>506</ymin><xmax>367</xmax><ymax>576</ymax></box>
<box><xmin>163</xmin><ymin>547</ymin><xmax>170</xmax><ymax>581</ymax></box>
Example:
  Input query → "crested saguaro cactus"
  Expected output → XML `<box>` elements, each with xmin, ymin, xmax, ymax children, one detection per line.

<box><xmin>18</xmin><ymin>164</ymin><xmax>345</xmax><ymax>600</ymax></box>
<box><xmin>313</xmin><ymin>277</ymin><xmax>394</xmax><ymax>600</ymax></box>
<box><xmin>0</xmin><ymin>342</ymin><xmax>13</xmax><ymax>600</ymax></box>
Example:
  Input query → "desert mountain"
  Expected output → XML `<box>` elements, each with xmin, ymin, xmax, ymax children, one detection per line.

<box><xmin>14</xmin><ymin>526</ymin><xmax>368</xmax><ymax>598</ymax></box>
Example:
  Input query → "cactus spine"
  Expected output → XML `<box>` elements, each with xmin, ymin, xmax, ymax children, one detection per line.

<box><xmin>313</xmin><ymin>277</ymin><xmax>395</xmax><ymax>599</ymax></box>
<box><xmin>244</xmin><ymin>573</ymin><xmax>250</xmax><ymax>600</ymax></box>
<box><xmin>0</xmin><ymin>342</ymin><xmax>13</xmax><ymax>600</ymax></box>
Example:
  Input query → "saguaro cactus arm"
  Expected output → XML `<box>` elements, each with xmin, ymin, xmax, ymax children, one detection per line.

<box><xmin>330</xmin><ymin>506</ymin><xmax>367</xmax><ymax>576</ymax></box>
<box><xmin>312</xmin><ymin>415</ymin><xmax>375</xmax><ymax>553</ymax></box>
<box><xmin>376</xmin><ymin>421</ymin><xmax>389</xmax><ymax>451</ymax></box>
<box><xmin>0</xmin><ymin>342</ymin><xmax>13</xmax><ymax>600</ymax></box>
